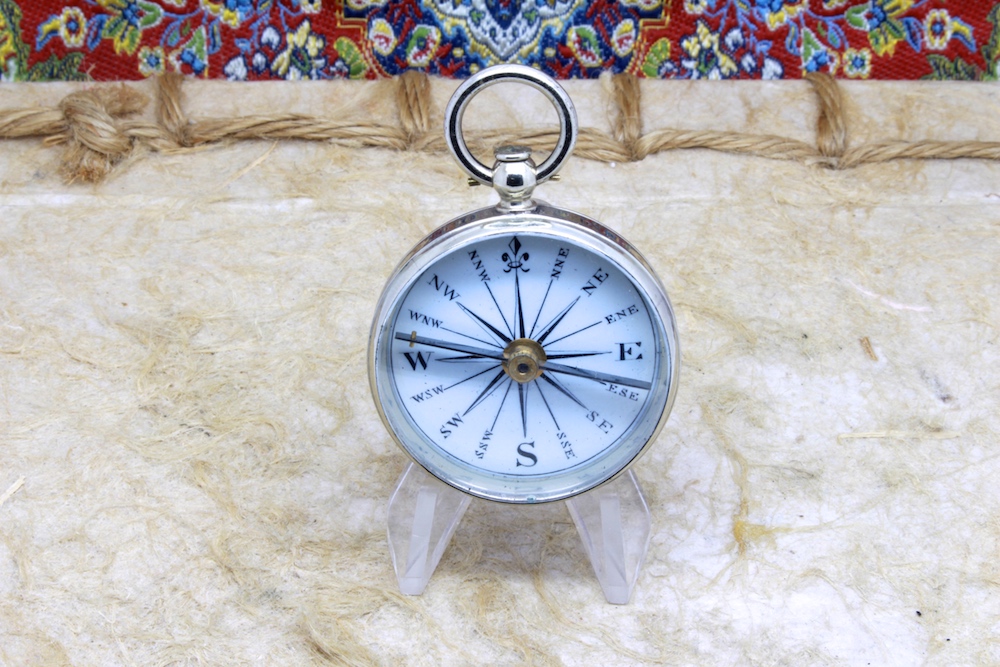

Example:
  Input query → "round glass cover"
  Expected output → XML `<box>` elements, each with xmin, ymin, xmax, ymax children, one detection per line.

<box><xmin>370</xmin><ymin>207</ymin><xmax>678</xmax><ymax>503</ymax></box>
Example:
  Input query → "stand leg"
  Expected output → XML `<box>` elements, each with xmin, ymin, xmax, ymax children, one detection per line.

<box><xmin>386</xmin><ymin>463</ymin><xmax>471</xmax><ymax>595</ymax></box>
<box><xmin>565</xmin><ymin>470</ymin><xmax>651</xmax><ymax>604</ymax></box>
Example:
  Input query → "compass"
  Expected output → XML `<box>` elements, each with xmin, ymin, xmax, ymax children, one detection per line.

<box><xmin>369</xmin><ymin>66</ymin><xmax>680</xmax><ymax>506</ymax></box>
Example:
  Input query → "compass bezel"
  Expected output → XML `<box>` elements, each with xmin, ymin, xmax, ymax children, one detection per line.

<box><xmin>369</xmin><ymin>202</ymin><xmax>680</xmax><ymax>504</ymax></box>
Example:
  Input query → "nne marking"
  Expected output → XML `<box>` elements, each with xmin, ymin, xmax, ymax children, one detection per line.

<box><xmin>604</xmin><ymin>304</ymin><xmax>638</xmax><ymax>324</ymax></box>
<box><xmin>551</xmin><ymin>247</ymin><xmax>570</xmax><ymax>279</ymax></box>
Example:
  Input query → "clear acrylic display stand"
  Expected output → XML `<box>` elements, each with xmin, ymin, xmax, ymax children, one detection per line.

<box><xmin>386</xmin><ymin>462</ymin><xmax>652</xmax><ymax>604</ymax></box>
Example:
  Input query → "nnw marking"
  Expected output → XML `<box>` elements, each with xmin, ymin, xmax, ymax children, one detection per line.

<box><xmin>468</xmin><ymin>249</ymin><xmax>490</xmax><ymax>282</ymax></box>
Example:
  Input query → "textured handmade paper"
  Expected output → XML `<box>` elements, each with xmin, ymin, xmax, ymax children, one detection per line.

<box><xmin>1</xmin><ymin>79</ymin><xmax>999</xmax><ymax>665</ymax></box>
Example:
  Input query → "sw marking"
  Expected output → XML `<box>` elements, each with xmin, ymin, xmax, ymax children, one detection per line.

<box><xmin>439</xmin><ymin>413</ymin><xmax>464</xmax><ymax>439</ymax></box>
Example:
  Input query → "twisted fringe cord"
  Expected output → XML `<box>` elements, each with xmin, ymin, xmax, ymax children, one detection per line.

<box><xmin>0</xmin><ymin>72</ymin><xmax>997</xmax><ymax>183</ymax></box>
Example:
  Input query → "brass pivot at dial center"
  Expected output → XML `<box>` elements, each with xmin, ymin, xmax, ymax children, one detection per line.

<box><xmin>503</xmin><ymin>338</ymin><xmax>547</xmax><ymax>383</ymax></box>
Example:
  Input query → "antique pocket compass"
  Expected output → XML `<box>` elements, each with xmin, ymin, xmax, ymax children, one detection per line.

<box><xmin>369</xmin><ymin>65</ymin><xmax>679</xmax><ymax>604</ymax></box>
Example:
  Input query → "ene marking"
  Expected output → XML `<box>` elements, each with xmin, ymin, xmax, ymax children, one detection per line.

<box><xmin>604</xmin><ymin>304</ymin><xmax>638</xmax><ymax>325</ymax></box>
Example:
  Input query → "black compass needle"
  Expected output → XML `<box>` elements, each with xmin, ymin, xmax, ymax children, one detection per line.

<box><xmin>535</xmin><ymin>382</ymin><xmax>560</xmax><ymax>430</ymax></box>
<box><xmin>483</xmin><ymin>282</ymin><xmax>514</xmax><ymax>340</ymax></box>
<box><xmin>457</xmin><ymin>302</ymin><xmax>512</xmax><ymax>345</ymax></box>
<box><xmin>528</xmin><ymin>279</ymin><xmax>553</xmax><ymax>339</ymax></box>
<box><xmin>515</xmin><ymin>272</ymin><xmax>526</xmax><ymax>339</ymax></box>
<box><xmin>544</xmin><ymin>350</ymin><xmax>610</xmax><ymax>360</ymax></box>
<box><xmin>394</xmin><ymin>332</ymin><xmax>503</xmax><ymax>359</ymax></box>
<box><xmin>518</xmin><ymin>382</ymin><xmax>528</xmax><ymax>437</ymax></box>
<box><xmin>543</xmin><ymin>360</ymin><xmax>652</xmax><ymax>390</ymax></box>
<box><xmin>535</xmin><ymin>297</ymin><xmax>579</xmax><ymax>345</ymax></box>
<box><xmin>539</xmin><ymin>373</ymin><xmax>588</xmax><ymax>410</ymax></box>
<box><xmin>464</xmin><ymin>369</ymin><xmax>508</xmax><ymax>416</ymax></box>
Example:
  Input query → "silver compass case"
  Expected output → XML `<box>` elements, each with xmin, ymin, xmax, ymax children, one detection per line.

<box><xmin>368</xmin><ymin>65</ymin><xmax>680</xmax><ymax>504</ymax></box>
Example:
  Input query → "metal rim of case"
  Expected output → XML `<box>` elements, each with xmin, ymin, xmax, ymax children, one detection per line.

<box><xmin>368</xmin><ymin>205</ymin><xmax>680</xmax><ymax>504</ymax></box>
<box><xmin>444</xmin><ymin>64</ymin><xmax>579</xmax><ymax>187</ymax></box>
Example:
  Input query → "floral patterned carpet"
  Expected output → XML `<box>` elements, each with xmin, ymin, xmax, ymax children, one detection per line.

<box><xmin>2</xmin><ymin>1</ymin><xmax>999</xmax><ymax>81</ymax></box>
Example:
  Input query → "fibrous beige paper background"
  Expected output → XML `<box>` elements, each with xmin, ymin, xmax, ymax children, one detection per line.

<box><xmin>1</xmin><ymin>79</ymin><xmax>999</xmax><ymax>665</ymax></box>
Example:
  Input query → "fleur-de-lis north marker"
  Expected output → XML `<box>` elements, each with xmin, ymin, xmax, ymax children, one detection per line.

<box><xmin>502</xmin><ymin>236</ymin><xmax>530</xmax><ymax>273</ymax></box>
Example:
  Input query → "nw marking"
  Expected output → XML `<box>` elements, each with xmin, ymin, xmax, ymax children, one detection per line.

<box><xmin>428</xmin><ymin>274</ymin><xmax>460</xmax><ymax>300</ymax></box>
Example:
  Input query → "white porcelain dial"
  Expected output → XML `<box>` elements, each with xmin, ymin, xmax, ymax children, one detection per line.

<box><xmin>370</xmin><ymin>209</ymin><xmax>679</xmax><ymax>503</ymax></box>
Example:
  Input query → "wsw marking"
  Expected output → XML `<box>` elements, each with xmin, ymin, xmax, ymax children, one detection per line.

<box><xmin>428</xmin><ymin>274</ymin><xmax>460</xmax><ymax>300</ymax></box>
<box><xmin>411</xmin><ymin>385</ymin><xmax>446</xmax><ymax>403</ymax></box>
<box><xmin>402</xmin><ymin>351</ymin><xmax>432</xmax><ymax>371</ymax></box>
<box><xmin>409</xmin><ymin>309</ymin><xmax>443</xmax><ymax>328</ymax></box>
